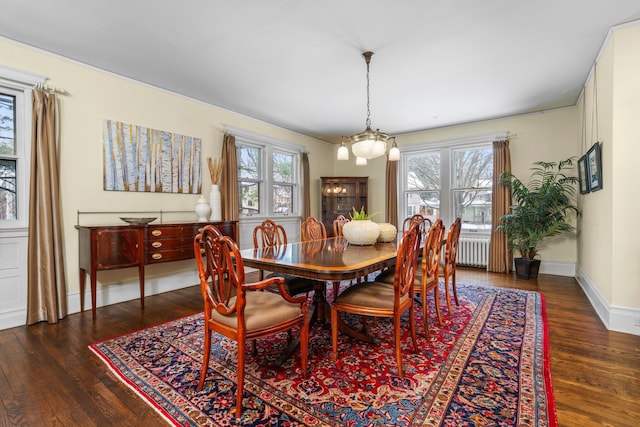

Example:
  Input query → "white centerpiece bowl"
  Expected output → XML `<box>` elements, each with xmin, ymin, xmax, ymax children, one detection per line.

<box><xmin>342</xmin><ymin>220</ymin><xmax>380</xmax><ymax>245</ymax></box>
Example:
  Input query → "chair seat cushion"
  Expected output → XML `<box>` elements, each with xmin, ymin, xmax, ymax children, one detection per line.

<box><xmin>333</xmin><ymin>281</ymin><xmax>410</xmax><ymax>309</ymax></box>
<box><xmin>265</xmin><ymin>272</ymin><xmax>318</xmax><ymax>296</ymax></box>
<box><xmin>375</xmin><ymin>268</ymin><xmax>423</xmax><ymax>287</ymax></box>
<box><xmin>211</xmin><ymin>291</ymin><xmax>302</xmax><ymax>331</ymax></box>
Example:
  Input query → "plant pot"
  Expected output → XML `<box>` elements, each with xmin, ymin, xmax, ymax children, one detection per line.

<box><xmin>514</xmin><ymin>258</ymin><xmax>541</xmax><ymax>280</ymax></box>
<box><xmin>342</xmin><ymin>220</ymin><xmax>380</xmax><ymax>245</ymax></box>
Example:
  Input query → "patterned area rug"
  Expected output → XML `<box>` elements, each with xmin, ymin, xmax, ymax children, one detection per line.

<box><xmin>90</xmin><ymin>283</ymin><xmax>557</xmax><ymax>426</ymax></box>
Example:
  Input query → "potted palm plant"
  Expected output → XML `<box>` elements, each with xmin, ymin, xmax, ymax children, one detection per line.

<box><xmin>497</xmin><ymin>158</ymin><xmax>580</xmax><ymax>279</ymax></box>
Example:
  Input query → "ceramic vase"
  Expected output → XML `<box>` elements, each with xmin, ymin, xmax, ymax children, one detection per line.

<box><xmin>209</xmin><ymin>184</ymin><xmax>222</xmax><ymax>221</ymax></box>
<box><xmin>195</xmin><ymin>196</ymin><xmax>211</xmax><ymax>222</ymax></box>
<box><xmin>342</xmin><ymin>220</ymin><xmax>380</xmax><ymax>245</ymax></box>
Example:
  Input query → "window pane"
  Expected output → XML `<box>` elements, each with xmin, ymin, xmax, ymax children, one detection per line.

<box><xmin>0</xmin><ymin>93</ymin><xmax>16</xmax><ymax>155</ymax></box>
<box><xmin>273</xmin><ymin>184</ymin><xmax>292</xmax><ymax>214</ymax></box>
<box><xmin>407</xmin><ymin>152</ymin><xmax>440</xmax><ymax>190</ymax></box>
<box><xmin>0</xmin><ymin>159</ymin><xmax>17</xmax><ymax>220</ymax></box>
<box><xmin>237</xmin><ymin>145</ymin><xmax>260</xmax><ymax>180</ymax></box>
<box><xmin>273</xmin><ymin>152</ymin><xmax>293</xmax><ymax>183</ymax></box>
<box><xmin>406</xmin><ymin>190</ymin><xmax>439</xmax><ymax>223</ymax></box>
<box><xmin>239</xmin><ymin>181</ymin><xmax>260</xmax><ymax>215</ymax></box>
<box><xmin>454</xmin><ymin>147</ymin><xmax>492</xmax><ymax>188</ymax></box>
<box><xmin>454</xmin><ymin>189</ymin><xmax>492</xmax><ymax>231</ymax></box>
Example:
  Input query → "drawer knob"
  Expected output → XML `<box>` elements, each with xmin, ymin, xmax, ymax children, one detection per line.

<box><xmin>151</xmin><ymin>241</ymin><xmax>162</xmax><ymax>248</ymax></box>
<box><xmin>152</xmin><ymin>230</ymin><xmax>162</xmax><ymax>237</ymax></box>
<box><xmin>151</xmin><ymin>253</ymin><xmax>162</xmax><ymax>260</ymax></box>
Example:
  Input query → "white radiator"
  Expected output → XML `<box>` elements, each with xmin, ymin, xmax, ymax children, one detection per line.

<box><xmin>457</xmin><ymin>236</ymin><xmax>489</xmax><ymax>268</ymax></box>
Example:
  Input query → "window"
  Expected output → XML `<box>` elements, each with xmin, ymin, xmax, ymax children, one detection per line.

<box><xmin>0</xmin><ymin>67</ymin><xmax>37</xmax><ymax>229</ymax></box>
<box><xmin>234</xmin><ymin>129</ymin><xmax>302</xmax><ymax>217</ymax></box>
<box><xmin>0</xmin><ymin>93</ymin><xmax>17</xmax><ymax>220</ymax></box>
<box><xmin>400</xmin><ymin>134</ymin><xmax>499</xmax><ymax>234</ymax></box>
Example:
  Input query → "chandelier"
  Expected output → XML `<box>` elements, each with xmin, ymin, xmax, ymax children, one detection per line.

<box><xmin>337</xmin><ymin>51</ymin><xmax>399</xmax><ymax>164</ymax></box>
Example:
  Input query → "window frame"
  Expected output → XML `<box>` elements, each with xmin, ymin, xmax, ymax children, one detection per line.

<box><xmin>398</xmin><ymin>133</ymin><xmax>505</xmax><ymax>236</ymax></box>
<box><xmin>0</xmin><ymin>66</ymin><xmax>45</xmax><ymax>230</ymax></box>
<box><xmin>231</xmin><ymin>127</ymin><xmax>303</xmax><ymax>219</ymax></box>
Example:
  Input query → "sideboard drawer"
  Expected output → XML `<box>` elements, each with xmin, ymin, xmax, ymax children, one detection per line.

<box><xmin>146</xmin><ymin>247</ymin><xmax>197</xmax><ymax>263</ymax></box>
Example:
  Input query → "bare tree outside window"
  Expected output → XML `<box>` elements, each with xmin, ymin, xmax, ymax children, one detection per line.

<box><xmin>273</xmin><ymin>152</ymin><xmax>294</xmax><ymax>214</ymax></box>
<box><xmin>238</xmin><ymin>145</ymin><xmax>261</xmax><ymax>215</ymax></box>
<box><xmin>453</xmin><ymin>147</ymin><xmax>493</xmax><ymax>231</ymax></box>
<box><xmin>0</xmin><ymin>93</ymin><xmax>17</xmax><ymax>220</ymax></box>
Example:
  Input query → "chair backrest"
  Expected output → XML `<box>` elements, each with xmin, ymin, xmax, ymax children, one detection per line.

<box><xmin>422</xmin><ymin>219</ymin><xmax>445</xmax><ymax>278</ymax></box>
<box><xmin>333</xmin><ymin>214</ymin><xmax>350</xmax><ymax>237</ymax></box>
<box><xmin>444</xmin><ymin>217</ymin><xmax>462</xmax><ymax>266</ymax></box>
<box><xmin>301</xmin><ymin>216</ymin><xmax>327</xmax><ymax>241</ymax></box>
<box><xmin>253</xmin><ymin>219</ymin><xmax>287</xmax><ymax>249</ymax></box>
<box><xmin>194</xmin><ymin>225</ymin><xmax>244</xmax><ymax>317</ymax></box>
<box><xmin>392</xmin><ymin>221</ymin><xmax>422</xmax><ymax>299</ymax></box>
<box><xmin>402</xmin><ymin>214</ymin><xmax>432</xmax><ymax>233</ymax></box>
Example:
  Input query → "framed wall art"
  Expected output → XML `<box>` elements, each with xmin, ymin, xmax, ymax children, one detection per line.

<box><xmin>577</xmin><ymin>154</ymin><xmax>590</xmax><ymax>194</ymax></box>
<box><xmin>586</xmin><ymin>142</ymin><xmax>602</xmax><ymax>192</ymax></box>
<box><xmin>103</xmin><ymin>119</ymin><xmax>202</xmax><ymax>193</ymax></box>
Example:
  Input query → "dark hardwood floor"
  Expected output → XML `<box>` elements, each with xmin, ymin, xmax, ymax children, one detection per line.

<box><xmin>1</xmin><ymin>268</ymin><xmax>638</xmax><ymax>426</ymax></box>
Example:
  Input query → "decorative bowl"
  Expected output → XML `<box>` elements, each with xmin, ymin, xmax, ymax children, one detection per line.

<box><xmin>119</xmin><ymin>217</ymin><xmax>157</xmax><ymax>225</ymax></box>
<box><xmin>342</xmin><ymin>220</ymin><xmax>380</xmax><ymax>245</ymax></box>
<box><xmin>377</xmin><ymin>223</ymin><xmax>398</xmax><ymax>242</ymax></box>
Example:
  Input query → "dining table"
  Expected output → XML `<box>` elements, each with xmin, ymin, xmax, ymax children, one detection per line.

<box><xmin>239</xmin><ymin>236</ymin><xmax>399</xmax><ymax>346</ymax></box>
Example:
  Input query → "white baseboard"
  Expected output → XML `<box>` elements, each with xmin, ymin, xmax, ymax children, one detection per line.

<box><xmin>539</xmin><ymin>260</ymin><xmax>575</xmax><ymax>277</ymax></box>
<box><xmin>0</xmin><ymin>307</ymin><xmax>27</xmax><ymax>330</ymax></box>
<box><xmin>66</xmin><ymin>270</ymin><xmax>200</xmax><ymax>315</ymax></box>
<box><xmin>575</xmin><ymin>266</ymin><xmax>640</xmax><ymax>336</ymax></box>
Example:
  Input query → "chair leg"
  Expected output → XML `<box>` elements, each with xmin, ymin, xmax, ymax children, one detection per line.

<box><xmin>331</xmin><ymin>306</ymin><xmax>339</xmax><ymax>362</ymax></box>
<box><xmin>198</xmin><ymin>329</ymin><xmax>212</xmax><ymax>391</ymax></box>
<box><xmin>443</xmin><ymin>270</ymin><xmax>453</xmax><ymax>315</ymax></box>
<box><xmin>452</xmin><ymin>269</ymin><xmax>459</xmax><ymax>306</ymax></box>
<box><xmin>300</xmin><ymin>313</ymin><xmax>310</xmax><ymax>379</ymax></box>
<box><xmin>421</xmin><ymin>292</ymin><xmax>431</xmax><ymax>340</ymax></box>
<box><xmin>434</xmin><ymin>286</ymin><xmax>443</xmax><ymax>325</ymax></box>
<box><xmin>235</xmin><ymin>339</ymin><xmax>245</xmax><ymax>420</ymax></box>
<box><xmin>394</xmin><ymin>312</ymin><xmax>403</xmax><ymax>378</ymax></box>
<box><xmin>409</xmin><ymin>302</ymin><xmax>418</xmax><ymax>353</ymax></box>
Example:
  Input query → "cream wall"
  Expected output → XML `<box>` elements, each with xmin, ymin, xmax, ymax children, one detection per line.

<box><xmin>576</xmin><ymin>23</ymin><xmax>640</xmax><ymax>334</ymax></box>
<box><xmin>1</xmin><ymin>37</ymin><xmax>333</xmax><ymax>311</ymax></box>
<box><xmin>334</xmin><ymin>108</ymin><xmax>579</xmax><ymax>267</ymax></box>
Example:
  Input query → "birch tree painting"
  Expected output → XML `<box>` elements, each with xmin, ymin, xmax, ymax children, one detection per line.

<box><xmin>103</xmin><ymin>119</ymin><xmax>202</xmax><ymax>193</ymax></box>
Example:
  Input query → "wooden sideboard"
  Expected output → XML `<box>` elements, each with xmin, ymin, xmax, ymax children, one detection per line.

<box><xmin>76</xmin><ymin>221</ymin><xmax>237</xmax><ymax>319</ymax></box>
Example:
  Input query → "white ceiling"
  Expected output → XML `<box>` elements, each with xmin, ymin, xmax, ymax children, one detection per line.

<box><xmin>2</xmin><ymin>1</ymin><xmax>640</xmax><ymax>143</ymax></box>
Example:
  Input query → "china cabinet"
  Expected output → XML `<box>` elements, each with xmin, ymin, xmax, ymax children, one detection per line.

<box><xmin>321</xmin><ymin>176</ymin><xmax>368</xmax><ymax>236</ymax></box>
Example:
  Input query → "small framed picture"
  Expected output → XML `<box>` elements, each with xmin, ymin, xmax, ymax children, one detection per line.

<box><xmin>578</xmin><ymin>155</ymin><xmax>590</xmax><ymax>194</ymax></box>
<box><xmin>586</xmin><ymin>142</ymin><xmax>603</xmax><ymax>192</ymax></box>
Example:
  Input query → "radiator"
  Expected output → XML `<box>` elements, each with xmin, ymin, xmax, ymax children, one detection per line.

<box><xmin>457</xmin><ymin>236</ymin><xmax>489</xmax><ymax>268</ymax></box>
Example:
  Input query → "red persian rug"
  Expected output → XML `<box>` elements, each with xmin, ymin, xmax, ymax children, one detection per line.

<box><xmin>90</xmin><ymin>283</ymin><xmax>557</xmax><ymax>426</ymax></box>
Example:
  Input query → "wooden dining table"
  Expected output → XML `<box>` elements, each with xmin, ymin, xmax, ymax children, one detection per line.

<box><xmin>239</xmin><ymin>236</ymin><xmax>399</xmax><ymax>346</ymax></box>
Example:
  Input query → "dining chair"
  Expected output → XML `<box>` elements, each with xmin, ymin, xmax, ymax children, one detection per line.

<box><xmin>301</xmin><ymin>216</ymin><xmax>327</xmax><ymax>241</ymax></box>
<box><xmin>253</xmin><ymin>219</ymin><xmax>321</xmax><ymax>336</ymax></box>
<box><xmin>417</xmin><ymin>218</ymin><xmax>446</xmax><ymax>338</ymax></box>
<box><xmin>330</xmin><ymin>221</ymin><xmax>422</xmax><ymax>377</ymax></box>
<box><xmin>375</xmin><ymin>214</ymin><xmax>430</xmax><ymax>284</ymax></box>
<box><xmin>440</xmin><ymin>217</ymin><xmax>461</xmax><ymax>313</ymax></box>
<box><xmin>194</xmin><ymin>225</ymin><xmax>310</xmax><ymax>420</ymax></box>
<box><xmin>333</xmin><ymin>214</ymin><xmax>350</xmax><ymax>237</ymax></box>
<box><xmin>402</xmin><ymin>213</ymin><xmax>432</xmax><ymax>232</ymax></box>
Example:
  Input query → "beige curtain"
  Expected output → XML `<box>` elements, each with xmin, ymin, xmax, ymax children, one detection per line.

<box><xmin>488</xmin><ymin>139</ymin><xmax>512</xmax><ymax>273</ymax></box>
<box><xmin>385</xmin><ymin>158</ymin><xmax>398</xmax><ymax>227</ymax></box>
<box><xmin>27</xmin><ymin>90</ymin><xmax>67</xmax><ymax>324</ymax></box>
<box><xmin>302</xmin><ymin>152</ymin><xmax>311</xmax><ymax>219</ymax></box>
<box><xmin>220</xmin><ymin>133</ymin><xmax>239</xmax><ymax>222</ymax></box>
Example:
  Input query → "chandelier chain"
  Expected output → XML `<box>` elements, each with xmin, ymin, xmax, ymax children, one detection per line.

<box><xmin>365</xmin><ymin>53</ymin><xmax>371</xmax><ymax>129</ymax></box>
